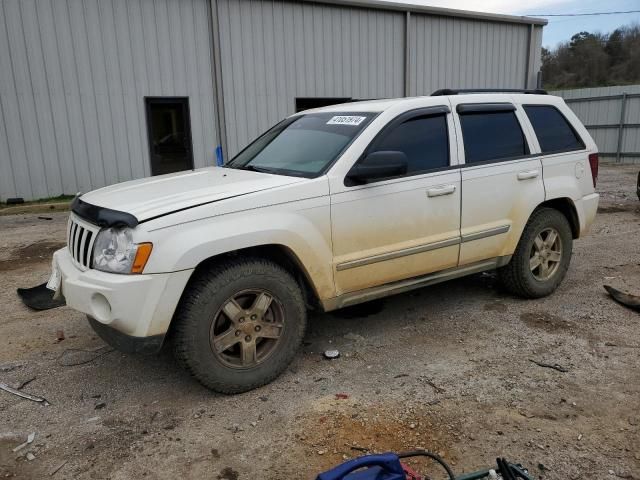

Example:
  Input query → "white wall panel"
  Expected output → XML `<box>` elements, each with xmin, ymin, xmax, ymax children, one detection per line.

<box><xmin>409</xmin><ymin>15</ymin><xmax>531</xmax><ymax>95</ymax></box>
<box><xmin>0</xmin><ymin>0</ymin><xmax>216</xmax><ymax>201</ymax></box>
<box><xmin>217</xmin><ymin>0</ymin><xmax>406</xmax><ymax>156</ymax></box>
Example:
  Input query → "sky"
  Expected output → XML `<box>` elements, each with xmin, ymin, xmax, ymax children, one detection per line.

<box><xmin>395</xmin><ymin>0</ymin><xmax>640</xmax><ymax>48</ymax></box>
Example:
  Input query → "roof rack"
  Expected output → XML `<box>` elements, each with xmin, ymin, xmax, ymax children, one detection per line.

<box><xmin>431</xmin><ymin>88</ymin><xmax>548</xmax><ymax>96</ymax></box>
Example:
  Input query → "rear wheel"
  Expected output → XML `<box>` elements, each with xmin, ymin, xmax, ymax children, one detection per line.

<box><xmin>173</xmin><ymin>257</ymin><xmax>306</xmax><ymax>394</ymax></box>
<box><xmin>498</xmin><ymin>208</ymin><xmax>573</xmax><ymax>298</ymax></box>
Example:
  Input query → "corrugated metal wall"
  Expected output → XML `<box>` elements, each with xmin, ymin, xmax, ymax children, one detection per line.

<box><xmin>0</xmin><ymin>0</ymin><xmax>217</xmax><ymax>201</ymax></box>
<box><xmin>216</xmin><ymin>0</ymin><xmax>542</xmax><ymax>157</ymax></box>
<box><xmin>408</xmin><ymin>16</ymin><xmax>532</xmax><ymax>95</ymax></box>
<box><xmin>216</xmin><ymin>0</ymin><xmax>406</xmax><ymax>156</ymax></box>
<box><xmin>552</xmin><ymin>85</ymin><xmax>640</xmax><ymax>164</ymax></box>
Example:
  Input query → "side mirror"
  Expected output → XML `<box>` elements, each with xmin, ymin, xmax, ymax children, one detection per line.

<box><xmin>346</xmin><ymin>151</ymin><xmax>408</xmax><ymax>185</ymax></box>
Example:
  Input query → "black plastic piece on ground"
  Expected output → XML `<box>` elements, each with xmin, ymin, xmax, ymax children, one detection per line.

<box><xmin>604</xmin><ymin>285</ymin><xmax>640</xmax><ymax>312</ymax></box>
<box><xmin>17</xmin><ymin>283</ymin><xmax>66</xmax><ymax>311</ymax></box>
<box><xmin>88</xmin><ymin>316</ymin><xmax>164</xmax><ymax>354</ymax></box>
<box><xmin>71</xmin><ymin>197</ymin><xmax>139</xmax><ymax>228</ymax></box>
<box><xmin>431</xmin><ymin>88</ymin><xmax>548</xmax><ymax>96</ymax></box>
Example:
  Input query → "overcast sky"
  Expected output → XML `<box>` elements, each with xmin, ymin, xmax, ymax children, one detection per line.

<box><xmin>398</xmin><ymin>0</ymin><xmax>640</xmax><ymax>48</ymax></box>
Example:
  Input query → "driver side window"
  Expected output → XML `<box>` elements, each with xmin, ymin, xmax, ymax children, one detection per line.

<box><xmin>370</xmin><ymin>113</ymin><xmax>450</xmax><ymax>174</ymax></box>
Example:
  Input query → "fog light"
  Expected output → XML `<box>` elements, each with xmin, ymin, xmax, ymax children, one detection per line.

<box><xmin>91</xmin><ymin>293</ymin><xmax>112</xmax><ymax>324</ymax></box>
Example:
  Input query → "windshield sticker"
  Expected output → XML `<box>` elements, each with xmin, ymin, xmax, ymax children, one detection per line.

<box><xmin>326</xmin><ymin>115</ymin><xmax>367</xmax><ymax>126</ymax></box>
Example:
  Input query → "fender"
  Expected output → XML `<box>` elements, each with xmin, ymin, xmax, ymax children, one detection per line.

<box><xmin>141</xmin><ymin>201</ymin><xmax>335</xmax><ymax>301</ymax></box>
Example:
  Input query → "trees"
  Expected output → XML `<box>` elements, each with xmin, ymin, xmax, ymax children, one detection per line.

<box><xmin>541</xmin><ymin>24</ymin><xmax>640</xmax><ymax>89</ymax></box>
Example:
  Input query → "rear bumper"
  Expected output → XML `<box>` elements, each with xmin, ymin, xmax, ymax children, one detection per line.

<box><xmin>53</xmin><ymin>247</ymin><xmax>193</xmax><ymax>342</ymax></box>
<box><xmin>575</xmin><ymin>192</ymin><xmax>599</xmax><ymax>237</ymax></box>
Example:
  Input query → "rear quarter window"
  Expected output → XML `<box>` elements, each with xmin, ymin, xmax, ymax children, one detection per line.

<box><xmin>524</xmin><ymin>105</ymin><xmax>585</xmax><ymax>153</ymax></box>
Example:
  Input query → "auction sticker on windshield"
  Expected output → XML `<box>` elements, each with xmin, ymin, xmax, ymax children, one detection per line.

<box><xmin>326</xmin><ymin>116</ymin><xmax>367</xmax><ymax>126</ymax></box>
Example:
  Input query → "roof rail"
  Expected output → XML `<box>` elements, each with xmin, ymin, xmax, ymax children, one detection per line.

<box><xmin>431</xmin><ymin>88</ymin><xmax>548</xmax><ymax>96</ymax></box>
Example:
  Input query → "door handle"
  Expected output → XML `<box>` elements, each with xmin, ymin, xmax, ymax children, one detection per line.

<box><xmin>427</xmin><ymin>185</ymin><xmax>456</xmax><ymax>197</ymax></box>
<box><xmin>517</xmin><ymin>170</ymin><xmax>539</xmax><ymax>180</ymax></box>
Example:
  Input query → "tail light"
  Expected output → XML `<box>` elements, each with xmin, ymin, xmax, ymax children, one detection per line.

<box><xmin>588</xmin><ymin>153</ymin><xmax>599</xmax><ymax>188</ymax></box>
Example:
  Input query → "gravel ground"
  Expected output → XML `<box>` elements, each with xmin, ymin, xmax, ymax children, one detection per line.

<box><xmin>1</xmin><ymin>164</ymin><xmax>639</xmax><ymax>480</ymax></box>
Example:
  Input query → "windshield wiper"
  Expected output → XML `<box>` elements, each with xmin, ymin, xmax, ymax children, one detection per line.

<box><xmin>236</xmin><ymin>164</ymin><xmax>281</xmax><ymax>175</ymax></box>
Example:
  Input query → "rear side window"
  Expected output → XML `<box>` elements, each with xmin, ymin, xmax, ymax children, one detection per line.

<box><xmin>371</xmin><ymin>114</ymin><xmax>449</xmax><ymax>173</ymax></box>
<box><xmin>524</xmin><ymin>105</ymin><xmax>585</xmax><ymax>153</ymax></box>
<box><xmin>459</xmin><ymin>111</ymin><xmax>528</xmax><ymax>163</ymax></box>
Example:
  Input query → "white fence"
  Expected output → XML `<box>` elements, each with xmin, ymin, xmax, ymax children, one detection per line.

<box><xmin>551</xmin><ymin>85</ymin><xmax>640</xmax><ymax>164</ymax></box>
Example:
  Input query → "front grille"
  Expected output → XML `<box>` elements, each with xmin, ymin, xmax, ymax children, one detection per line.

<box><xmin>67</xmin><ymin>215</ymin><xmax>99</xmax><ymax>270</ymax></box>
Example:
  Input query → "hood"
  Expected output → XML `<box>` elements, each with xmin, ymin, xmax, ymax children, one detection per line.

<box><xmin>78</xmin><ymin>167</ymin><xmax>305</xmax><ymax>223</ymax></box>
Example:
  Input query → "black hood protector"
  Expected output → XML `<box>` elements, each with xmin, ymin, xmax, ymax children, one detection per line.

<box><xmin>72</xmin><ymin>197</ymin><xmax>139</xmax><ymax>228</ymax></box>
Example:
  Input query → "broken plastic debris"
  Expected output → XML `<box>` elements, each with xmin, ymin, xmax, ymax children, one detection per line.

<box><xmin>12</xmin><ymin>432</ymin><xmax>35</xmax><ymax>452</ymax></box>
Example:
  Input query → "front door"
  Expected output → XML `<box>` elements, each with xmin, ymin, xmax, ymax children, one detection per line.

<box><xmin>145</xmin><ymin>97</ymin><xmax>194</xmax><ymax>176</ymax></box>
<box><xmin>330</xmin><ymin>108</ymin><xmax>461</xmax><ymax>295</ymax></box>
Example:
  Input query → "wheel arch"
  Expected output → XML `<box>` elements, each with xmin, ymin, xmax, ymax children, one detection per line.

<box><xmin>190</xmin><ymin>244</ymin><xmax>322</xmax><ymax>310</ymax></box>
<box><xmin>535</xmin><ymin>197</ymin><xmax>580</xmax><ymax>239</ymax></box>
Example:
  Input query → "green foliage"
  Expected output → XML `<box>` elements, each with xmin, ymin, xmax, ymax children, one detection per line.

<box><xmin>542</xmin><ymin>23</ymin><xmax>640</xmax><ymax>89</ymax></box>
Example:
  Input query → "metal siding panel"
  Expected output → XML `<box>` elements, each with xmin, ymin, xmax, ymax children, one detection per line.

<box><xmin>69</xmin><ymin>0</ymin><xmax>108</xmax><ymax>188</ymax></box>
<box><xmin>99</xmin><ymin>0</ymin><xmax>131</xmax><ymax>183</ymax></box>
<box><xmin>1</xmin><ymin>0</ymin><xmax>216</xmax><ymax>200</ymax></box>
<box><xmin>22</xmin><ymin>0</ymin><xmax>64</xmax><ymax>195</ymax></box>
<box><xmin>114</xmin><ymin>0</ymin><xmax>144</xmax><ymax>180</ymax></box>
<box><xmin>85</xmin><ymin>0</ymin><xmax>119</xmax><ymax>186</ymax></box>
<box><xmin>218</xmin><ymin>0</ymin><xmax>405</xmax><ymax>155</ymax></box>
<box><xmin>4</xmin><ymin>0</ymin><xmax>49</xmax><ymax>198</ymax></box>
<box><xmin>0</xmin><ymin>1</ymin><xmax>25</xmax><ymax>199</ymax></box>
<box><xmin>410</xmin><ymin>14</ymin><xmax>531</xmax><ymax>94</ymax></box>
<box><xmin>38</xmin><ymin>0</ymin><xmax>78</xmax><ymax>194</ymax></box>
<box><xmin>193</xmin><ymin>0</ymin><xmax>216</xmax><ymax>168</ymax></box>
<box><xmin>53</xmin><ymin>0</ymin><xmax>93</xmax><ymax>193</ymax></box>
<box><xmin>0</xmin><ymin>94</ymin><xmax>17</xmax><ymax>201</ymax></box>
<box><xmin>126</xmin><ymin>0</ymin><xmax>152</xmax><ymax>178</ymax></box>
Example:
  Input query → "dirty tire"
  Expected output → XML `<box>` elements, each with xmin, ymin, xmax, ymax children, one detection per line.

<box><xmin>173</xmin><ymin>258</ymin><xmax>306</xmax><ymax>394</ymax></box>
<box><xmin>498</xmin><ymin>208</ymin><xmax>573</xmax><ymax>299</ymax></box>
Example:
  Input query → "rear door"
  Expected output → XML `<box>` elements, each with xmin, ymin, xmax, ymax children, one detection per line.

<box><xmin>451</xmin><ymin>97</ymin><xmax>544</xmax><ymax>266</ymax></box>
<box><xmin>329</xmin><ymin>107</ymin><xmax>461</xmax><ymax>295</ymax></box>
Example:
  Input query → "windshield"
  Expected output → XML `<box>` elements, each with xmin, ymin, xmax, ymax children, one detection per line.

<box><xmin>226</xmin><ymin>112</ymin><xmax>376</xmax><ymax>177</ymax></box>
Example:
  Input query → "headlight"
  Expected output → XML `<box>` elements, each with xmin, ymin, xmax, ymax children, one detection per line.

<box><xmin>92</xmin><ymin>227</ymin><xmax>153</xmax><ymax>274</ymax></box>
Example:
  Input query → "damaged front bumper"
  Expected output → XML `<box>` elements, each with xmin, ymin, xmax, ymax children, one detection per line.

<box><xmin>52</xmin><ymin>248</ymin><xmax>193</xmax><ymax>353</ymax></box>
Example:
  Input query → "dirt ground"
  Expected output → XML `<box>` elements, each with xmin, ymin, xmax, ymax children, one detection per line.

<box><xmin>1</xmin><ymin>164</ymin><xmax>639</xmax><ymax>480</ymax></box>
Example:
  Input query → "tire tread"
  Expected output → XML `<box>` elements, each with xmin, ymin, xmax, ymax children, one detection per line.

<box><xmin>173</xmin><ymin>257</ymin><xmax>306</xmax><ymax>394</ymax></box>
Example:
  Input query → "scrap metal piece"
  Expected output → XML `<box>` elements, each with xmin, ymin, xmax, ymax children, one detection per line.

<box><xmin>604</xmin><ymin>285</ymin><xmax>640</xmax><ymax>312</ymax></box>
<box><xmin>0</xmin><ymin>383</ymin><xmax>50</xmax><ymax>406</ymax></box>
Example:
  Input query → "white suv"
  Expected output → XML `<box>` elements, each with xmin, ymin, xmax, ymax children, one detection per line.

<box><xmin>51</xmin><ymin>90</ymin><xmax>599</xmax><ymax>393</ymax></box>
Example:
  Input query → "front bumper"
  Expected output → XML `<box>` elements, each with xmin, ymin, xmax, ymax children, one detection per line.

<box><xmin>53</xmin><ymin>248</ymin><xmax>193</xmax><ymax>347</ymax></box>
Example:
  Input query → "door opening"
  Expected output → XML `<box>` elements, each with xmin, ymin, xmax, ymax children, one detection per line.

<box><xmin>145</xmin><ymin>97</ymin><xmax>194</xmax><ymax>175</ymax></box>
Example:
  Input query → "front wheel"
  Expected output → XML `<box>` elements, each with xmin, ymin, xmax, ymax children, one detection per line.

<box><xmin>173</xmin><ymin>257</ymin><xmax>307</xmax><ymax>394</ymax></box>
<box><xmin>498</xmin><ymin>208</ymin><xmax>573</xmax><ymax>298</ymax></box>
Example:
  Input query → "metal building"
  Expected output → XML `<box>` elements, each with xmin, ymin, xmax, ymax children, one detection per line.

<box><xmin>0</xmin><ymin>0</ymin><xmax>546</xmax><ymax>201</ymax></box>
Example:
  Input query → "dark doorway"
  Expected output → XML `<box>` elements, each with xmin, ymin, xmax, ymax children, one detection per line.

<box><xmin>295</xmin><ymin>97</ymin><xmax>352</xmax><ymax>112</ymax></box>
<box><xmin>145</xmin><ymin>97</ymin><xmax>194</xmax><ymax>175</ymax></box>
